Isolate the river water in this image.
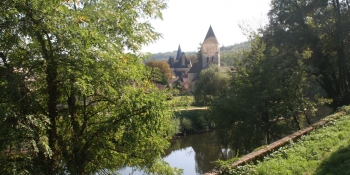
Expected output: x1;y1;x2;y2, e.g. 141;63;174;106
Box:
118;131;235;175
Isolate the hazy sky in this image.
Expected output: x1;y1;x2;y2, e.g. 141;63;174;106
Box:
141;0;272;54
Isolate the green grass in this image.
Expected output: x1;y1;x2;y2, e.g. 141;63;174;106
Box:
218;107;350;175
166;95;194;109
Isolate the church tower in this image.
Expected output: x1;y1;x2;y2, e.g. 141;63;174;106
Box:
201;26;220;68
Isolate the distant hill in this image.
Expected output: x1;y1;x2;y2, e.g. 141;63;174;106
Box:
220;41;250;52
151;51;196;61
220;41;250;66
150;41;251;67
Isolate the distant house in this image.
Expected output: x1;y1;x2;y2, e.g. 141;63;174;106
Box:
168;26;220;92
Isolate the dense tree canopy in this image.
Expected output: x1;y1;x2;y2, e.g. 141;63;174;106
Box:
0;0;181;174
220;41;250;67
194;64;230;105
209;0;350;153
264;0;350;108
211;37;314;151
146;60;172;84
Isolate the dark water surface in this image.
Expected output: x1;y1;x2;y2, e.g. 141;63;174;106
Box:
119;131;235;175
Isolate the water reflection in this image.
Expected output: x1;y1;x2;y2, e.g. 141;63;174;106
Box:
165;131;235;174
164;147;197;174
118;131;235;175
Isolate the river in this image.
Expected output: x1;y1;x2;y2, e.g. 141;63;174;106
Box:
118;131;235;175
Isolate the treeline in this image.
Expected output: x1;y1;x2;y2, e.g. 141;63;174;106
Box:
150;50;196;61
220;41;250;66
150;42;250;67
195;0;350;154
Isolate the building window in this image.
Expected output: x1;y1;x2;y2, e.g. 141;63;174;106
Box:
211;56;214;63
207;57;209;64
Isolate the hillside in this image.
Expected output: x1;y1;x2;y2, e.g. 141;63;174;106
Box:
150;42;250;67
150;50;196;61
214;106;350;175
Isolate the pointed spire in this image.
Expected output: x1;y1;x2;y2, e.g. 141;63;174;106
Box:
203;25;219;44
176;44;182;60
204;25;217;41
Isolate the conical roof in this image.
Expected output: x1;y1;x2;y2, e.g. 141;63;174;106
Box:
203;26;219;44
176;45;182;60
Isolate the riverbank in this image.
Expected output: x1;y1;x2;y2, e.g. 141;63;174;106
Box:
210;106;350;175
173;108;214;135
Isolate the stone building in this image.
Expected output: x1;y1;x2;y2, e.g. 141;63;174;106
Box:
168;26;220;92
201;26;220;67
168;45;192;78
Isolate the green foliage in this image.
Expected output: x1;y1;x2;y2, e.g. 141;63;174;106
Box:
211;36;316;152
194;64;230;105
264;0;350;108
142;159;184;175
220;42;251;67
146;60;172;85
174;110;212;133
217;111;350;175
0;0;181;174
166;95;194;108
151;51;196;61
186;54;199;64
180;118;193;131
196;43;203;65
215;154;240;171
212;0;350;163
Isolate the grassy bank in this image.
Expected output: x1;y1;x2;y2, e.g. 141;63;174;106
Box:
167;95;193;108
217;106;350;175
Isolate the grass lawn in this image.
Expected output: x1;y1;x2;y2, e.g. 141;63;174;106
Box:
218;107;350;175
165;95;194;108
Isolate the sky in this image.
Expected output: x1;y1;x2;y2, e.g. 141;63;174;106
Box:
141;0;272;54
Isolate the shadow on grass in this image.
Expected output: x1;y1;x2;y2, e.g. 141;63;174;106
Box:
314;144;350;175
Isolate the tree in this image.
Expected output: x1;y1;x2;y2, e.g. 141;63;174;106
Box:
196;43;203;65
264;0;350;109
186;54;198;64
0;0;181;174
220;41;250;67
211;36;315;152
194;64;230;105
146;60;172;84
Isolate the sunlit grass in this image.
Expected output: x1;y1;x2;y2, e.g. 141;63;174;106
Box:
165;95;194;109
218;107;350;175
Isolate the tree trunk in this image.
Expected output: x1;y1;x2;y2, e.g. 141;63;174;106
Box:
37;30;59;174
293;115;301;130
334;0;350;106
304;111;312;126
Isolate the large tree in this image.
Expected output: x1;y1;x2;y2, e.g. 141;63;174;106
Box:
146;60;172;84
264;0;350;108
194;64;230;105
0;0;181;174
211;36;315;151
